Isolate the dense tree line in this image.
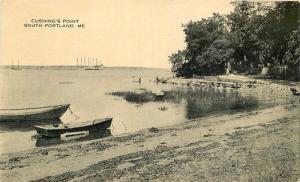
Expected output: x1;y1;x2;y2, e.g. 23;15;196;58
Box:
169;1;300;80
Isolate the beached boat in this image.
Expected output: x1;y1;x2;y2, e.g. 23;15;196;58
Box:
35;117;113;137
35;129;112;147
0;104;70;122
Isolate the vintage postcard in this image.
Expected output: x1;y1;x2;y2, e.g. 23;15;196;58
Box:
0;0;299;181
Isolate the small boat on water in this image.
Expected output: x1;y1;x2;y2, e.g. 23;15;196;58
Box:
0;104;70;122
35;118;113;138
152;91;165;100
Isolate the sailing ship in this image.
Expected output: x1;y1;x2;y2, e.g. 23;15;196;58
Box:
11;60;21;70
76;57;104;70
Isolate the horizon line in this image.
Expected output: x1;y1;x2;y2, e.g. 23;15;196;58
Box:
0;64;170;70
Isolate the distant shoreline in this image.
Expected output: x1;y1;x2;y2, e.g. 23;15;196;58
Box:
0;65;169;70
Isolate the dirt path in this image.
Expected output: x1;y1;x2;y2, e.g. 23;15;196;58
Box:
0;103;299;182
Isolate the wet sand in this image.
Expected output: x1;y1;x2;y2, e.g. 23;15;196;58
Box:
0;76;299;181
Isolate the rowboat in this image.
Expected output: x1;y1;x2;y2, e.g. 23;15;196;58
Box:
35;129;112;147
0;104;70;122
35;117;113;138
152;91;165;100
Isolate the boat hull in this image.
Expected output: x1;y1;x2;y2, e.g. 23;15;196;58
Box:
35;118;113;138
152;91;165;100
0;104;70;122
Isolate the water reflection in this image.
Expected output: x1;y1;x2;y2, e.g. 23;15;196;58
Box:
0;119;62;132
183;88;258;119
110;86;259;119
35;129;111;147
109;91;155;103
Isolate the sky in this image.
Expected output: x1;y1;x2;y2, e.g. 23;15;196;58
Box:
0;0;233;68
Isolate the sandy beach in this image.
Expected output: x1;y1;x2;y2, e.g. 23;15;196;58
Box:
0;76;299;182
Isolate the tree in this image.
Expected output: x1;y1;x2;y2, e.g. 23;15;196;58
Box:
227;1;270;68
262;1;300;65
169;1;300;80
197;35;235;75
181;13;228;76
169;50;187;77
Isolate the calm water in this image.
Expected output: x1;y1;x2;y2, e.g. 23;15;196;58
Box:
0;68;287;154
